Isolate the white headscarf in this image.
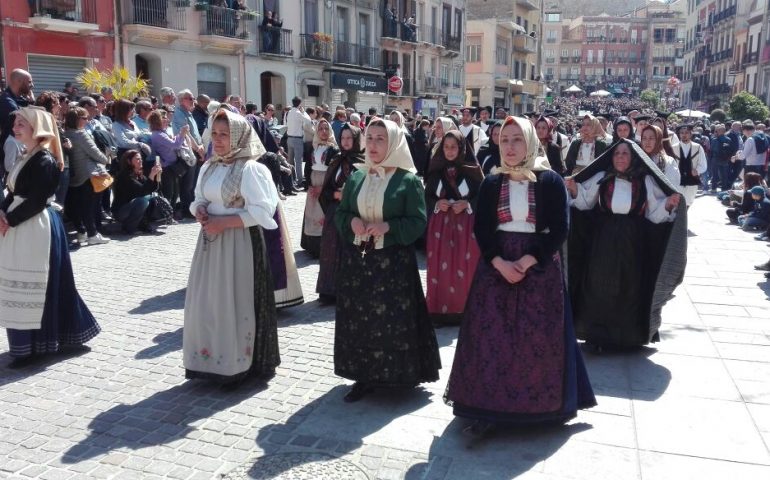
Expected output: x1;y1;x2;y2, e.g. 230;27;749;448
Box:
356;119;416;173
493;116;551;182
389;111;410;134
312;118;338;149
14;106;64;170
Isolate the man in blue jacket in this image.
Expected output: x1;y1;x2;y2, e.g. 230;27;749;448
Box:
0;69;33;176
709;125;734;191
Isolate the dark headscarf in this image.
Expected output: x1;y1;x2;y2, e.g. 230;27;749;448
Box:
612;116;635;143
535;116;554;144
339;123;364;160
574;138;679;196
427;130;483;184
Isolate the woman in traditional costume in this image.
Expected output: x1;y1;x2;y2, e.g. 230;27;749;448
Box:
424;130;483;326
565;114;609;175
445;116;595;435
301;118;339;258
430;117;458;157
640;125;681;190
334;119;441;402
317;123;364;304
183;109;280;386
612;116;635;143
0;107;100;368
535;116;566;175
566;139;686;349
478;122;502;175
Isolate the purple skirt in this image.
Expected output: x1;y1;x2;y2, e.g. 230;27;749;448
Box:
445;231;595;424
262;210;288;292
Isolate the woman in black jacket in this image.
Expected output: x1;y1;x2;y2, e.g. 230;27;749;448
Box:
535;116;566;175
112;150;163;234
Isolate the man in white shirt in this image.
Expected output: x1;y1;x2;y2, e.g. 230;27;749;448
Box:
477;106;492;134
458;107;487;155
675;124;708;206
737;122;767;177
286;96;313;187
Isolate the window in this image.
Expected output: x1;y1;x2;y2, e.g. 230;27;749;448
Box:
496;36;509;65
573;49;580;58
440;64;449;85
547;30;557;43
561;49;569;58
465;43;481;63
359;14;369;46
524;19;528;33
336;7;348;42
545;13;560;22
304;0;318;33
514;61;520;79
454;9;463;37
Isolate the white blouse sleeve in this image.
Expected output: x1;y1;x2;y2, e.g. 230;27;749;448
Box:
239;161;279;230
663;157;681;189
572;171;605;210
189;162;212;215
645;175;676;224
695;145;708;175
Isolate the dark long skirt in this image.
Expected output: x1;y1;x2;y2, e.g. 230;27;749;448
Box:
316;202;340;297
7;208;100;358
262;211;288;292
573;213;658;347
445;231;595;424
334;242;441;386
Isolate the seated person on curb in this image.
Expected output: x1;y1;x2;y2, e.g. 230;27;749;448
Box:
737;186;770;232
112;150;162;234
726;172;765;224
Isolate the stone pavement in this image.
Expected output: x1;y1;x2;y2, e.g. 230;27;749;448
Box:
1;191;770;480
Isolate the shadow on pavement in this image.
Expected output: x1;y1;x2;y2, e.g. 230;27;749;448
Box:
0;347;91;388
404;419;592;479
128;288;186;314
581;345;672;401
134;328;183;359
61;379;270;463
244;384;432;477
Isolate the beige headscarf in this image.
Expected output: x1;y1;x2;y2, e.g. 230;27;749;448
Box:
389;111;410;134
581;114;605;142
201;109;267;208
14;106;64;170
312;118;338;149
207;108;266;164
356;118;416;173
435;117;458;135
493;115;551;182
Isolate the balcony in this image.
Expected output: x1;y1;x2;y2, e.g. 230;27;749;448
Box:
382;19;418;44
122;0;187;42
545;57;556;64
513;34;537;53
418;76;440;93
546;37;557;44
710;4;737;27
443;34;461;52
199;5;254;52
560;56;570;63
257;26;293;57
300;33;332;62
419;24;442;46
334;41;380;69
706;83;731;95
708;48;733;64
28;0;99;35
517;0;539;11
652;56;676;63
744;51;759;66
572;56;581;63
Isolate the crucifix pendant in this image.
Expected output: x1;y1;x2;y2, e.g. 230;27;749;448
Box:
361;249;367;259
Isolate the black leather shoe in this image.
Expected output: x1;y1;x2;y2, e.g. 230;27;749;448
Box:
343;382;373;402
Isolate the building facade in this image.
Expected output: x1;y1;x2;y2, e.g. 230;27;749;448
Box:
465;0;541;115
0;0;115;92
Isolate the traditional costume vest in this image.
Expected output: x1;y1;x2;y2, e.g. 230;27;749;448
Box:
597;176;647;216
678;143;702;186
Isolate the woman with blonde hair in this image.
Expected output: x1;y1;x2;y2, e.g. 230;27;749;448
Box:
0;107;100;368
183;109;280;386
334;118;441;402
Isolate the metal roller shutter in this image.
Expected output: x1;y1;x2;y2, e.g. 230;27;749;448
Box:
27;55;87;94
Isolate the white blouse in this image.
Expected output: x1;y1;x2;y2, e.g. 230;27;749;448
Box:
355;169;396;249
577;142;596;167
190;160;279;230
572;171;675;224
497;180;537;233
312;145;330;172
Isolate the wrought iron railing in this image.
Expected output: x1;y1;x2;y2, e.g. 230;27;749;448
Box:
299;33;332;61
30;0;97;23
334;41;379;69
200;5;253;40
122;0;187;31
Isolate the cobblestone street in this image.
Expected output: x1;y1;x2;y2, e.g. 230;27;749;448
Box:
1;192;770;480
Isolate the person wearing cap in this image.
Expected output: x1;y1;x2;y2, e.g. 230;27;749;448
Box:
737;186;770;231
494;107;507;120
675;124;707;206
459;107;487;156
632;114;652;142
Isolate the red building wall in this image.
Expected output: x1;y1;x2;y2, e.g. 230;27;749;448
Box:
0;0;115;85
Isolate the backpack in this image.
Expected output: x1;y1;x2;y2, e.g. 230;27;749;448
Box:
753;133;768;155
